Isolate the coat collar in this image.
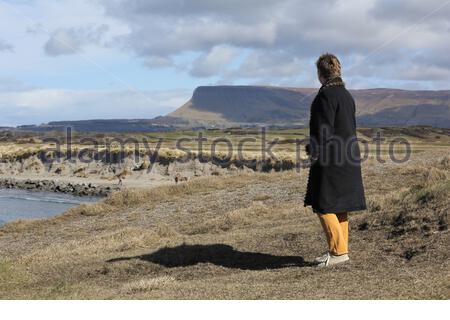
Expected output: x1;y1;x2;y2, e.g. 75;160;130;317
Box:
320;77;345;91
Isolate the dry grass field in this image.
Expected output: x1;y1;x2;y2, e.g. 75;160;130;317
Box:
1;127;449;160
0;127;449;299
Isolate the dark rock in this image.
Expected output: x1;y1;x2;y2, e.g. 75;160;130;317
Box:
0;177;109;197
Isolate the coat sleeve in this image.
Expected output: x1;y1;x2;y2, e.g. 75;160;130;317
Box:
309;92;336;160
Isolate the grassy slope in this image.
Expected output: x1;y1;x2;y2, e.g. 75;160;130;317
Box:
0;148;449;299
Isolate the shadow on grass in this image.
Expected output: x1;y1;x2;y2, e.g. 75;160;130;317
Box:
107;244;313;270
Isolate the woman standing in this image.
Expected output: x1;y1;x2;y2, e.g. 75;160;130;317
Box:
304;53;367;267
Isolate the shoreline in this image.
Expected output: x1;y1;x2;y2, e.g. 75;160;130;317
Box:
0;177;119;197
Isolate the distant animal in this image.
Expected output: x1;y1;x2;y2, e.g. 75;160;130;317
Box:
174;173;188;184
114;169;131;186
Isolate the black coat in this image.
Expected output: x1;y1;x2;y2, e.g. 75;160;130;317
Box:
304;78;367;214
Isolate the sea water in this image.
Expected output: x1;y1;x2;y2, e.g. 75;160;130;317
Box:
0;189;100;225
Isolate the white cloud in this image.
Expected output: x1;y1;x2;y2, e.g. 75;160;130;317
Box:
44;24;109;56
0;77;36;92
99;0;450;85
190;45;238;77
0;39;13;52
229;51;306;79
143;55;173;68
3;0;450;87
0;88;190;126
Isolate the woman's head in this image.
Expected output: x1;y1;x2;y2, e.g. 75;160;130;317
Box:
316;53;342;84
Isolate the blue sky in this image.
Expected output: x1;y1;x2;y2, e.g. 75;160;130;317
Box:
1;0;450;126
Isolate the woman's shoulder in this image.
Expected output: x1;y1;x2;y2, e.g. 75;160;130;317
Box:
320;85;352;100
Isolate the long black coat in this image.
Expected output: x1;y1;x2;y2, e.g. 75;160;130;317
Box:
304;78;367;214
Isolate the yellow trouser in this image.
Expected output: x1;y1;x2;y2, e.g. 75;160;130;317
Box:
318;212;349;255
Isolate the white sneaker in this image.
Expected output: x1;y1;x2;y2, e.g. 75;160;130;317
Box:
314;251;330;263
316;253;349;268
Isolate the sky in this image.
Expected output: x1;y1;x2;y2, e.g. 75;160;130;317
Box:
0;0;450;126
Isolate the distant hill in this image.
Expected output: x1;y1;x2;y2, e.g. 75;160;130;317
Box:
16;118;189;133
168;86;450;128
10;85;450;132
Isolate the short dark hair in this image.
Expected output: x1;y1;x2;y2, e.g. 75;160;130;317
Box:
316;53;341;79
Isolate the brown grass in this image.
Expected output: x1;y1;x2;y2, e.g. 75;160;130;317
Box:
122;276;177;294
0;149;449;299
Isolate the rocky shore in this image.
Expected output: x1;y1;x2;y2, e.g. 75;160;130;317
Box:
0;178;119;197
0;151;310;198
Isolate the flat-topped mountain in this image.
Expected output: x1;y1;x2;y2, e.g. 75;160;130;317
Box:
168;85;450;128
169;86;315;126
9;85;450;132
